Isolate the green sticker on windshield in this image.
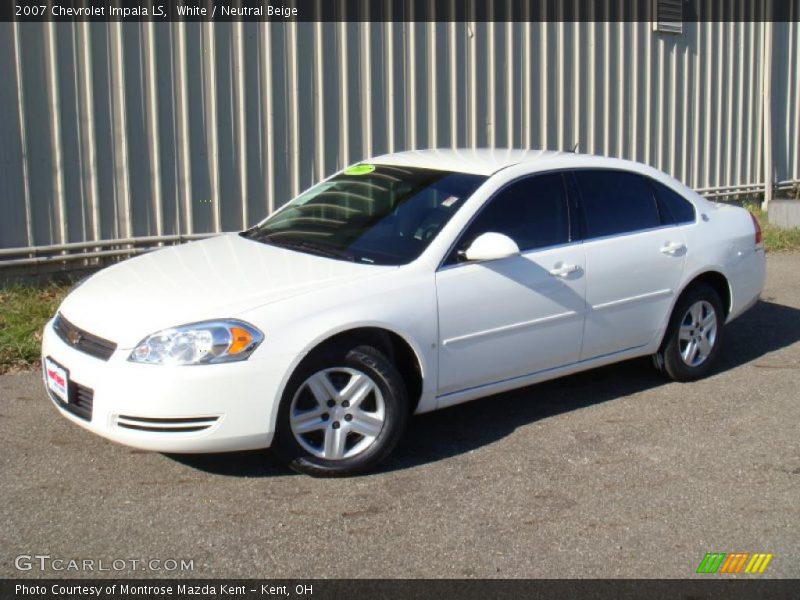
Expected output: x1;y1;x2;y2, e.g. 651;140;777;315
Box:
343;163;375;176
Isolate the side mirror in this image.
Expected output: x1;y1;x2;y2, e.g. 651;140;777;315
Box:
462;232;520;262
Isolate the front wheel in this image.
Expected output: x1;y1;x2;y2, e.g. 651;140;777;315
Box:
272;344;408;477
653;283;725;382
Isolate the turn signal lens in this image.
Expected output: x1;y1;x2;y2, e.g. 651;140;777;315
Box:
228;326;254;355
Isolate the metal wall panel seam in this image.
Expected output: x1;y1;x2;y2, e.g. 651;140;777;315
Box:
724;21;735;187
753;22;765;192
631;21;639;162
655;32;664;170
586;20;594;154
669;33;678;177
143;21;163;237
505;16;513;147
734;18;745;188
714;21;724;187
643;20;651;164
287;21;300;197
45;22;68;245
557;19;565;151
788;15;798;180
173;22;193;234
234;20;248;227
702;21;712;188
795;19;800;180
384;17;395;153
109;22;133;239
428;18;438;149
258;22;274;214
361;19;373;158
540;22;548;150
468;17;477;148
680;35;690;183
602;21;610;156
523;17;531;149
487;18;495;147
690;21;701;189
573;21;582;154
616;22;625;159
339;20;350;164
762;19;774;204
202;22;220;232
313;17;324;179
405;19;416;150
13;22;35;248
448;17;457;148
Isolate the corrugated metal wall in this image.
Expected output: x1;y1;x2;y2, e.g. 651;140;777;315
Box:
1;20;798;254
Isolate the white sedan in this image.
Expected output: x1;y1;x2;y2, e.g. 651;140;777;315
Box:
42;149;765;476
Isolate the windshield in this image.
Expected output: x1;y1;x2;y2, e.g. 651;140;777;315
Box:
242;164;486;265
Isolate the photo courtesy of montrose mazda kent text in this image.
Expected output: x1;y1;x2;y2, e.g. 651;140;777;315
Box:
42;149;766;476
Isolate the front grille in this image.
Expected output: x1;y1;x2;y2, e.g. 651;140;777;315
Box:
53;313;117;361
115;415;219;433
49;380;94;422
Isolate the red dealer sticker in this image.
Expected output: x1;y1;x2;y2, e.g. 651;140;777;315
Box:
44;357;69;404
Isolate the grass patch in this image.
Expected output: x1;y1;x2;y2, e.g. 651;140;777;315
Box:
743;202;800;252
0;283;69;374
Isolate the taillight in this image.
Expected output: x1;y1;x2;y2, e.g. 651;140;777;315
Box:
749;212;763;247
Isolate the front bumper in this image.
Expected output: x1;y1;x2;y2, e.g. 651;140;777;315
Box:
41;319;297;453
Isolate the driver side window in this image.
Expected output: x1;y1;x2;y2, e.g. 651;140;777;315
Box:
449;172;571;263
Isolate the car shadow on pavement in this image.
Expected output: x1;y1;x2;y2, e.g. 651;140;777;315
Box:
169;299;800;477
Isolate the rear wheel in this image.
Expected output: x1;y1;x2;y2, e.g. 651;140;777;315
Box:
273;344;408;477
653;283;725;381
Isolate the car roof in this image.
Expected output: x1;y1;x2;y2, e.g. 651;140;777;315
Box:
367;148;711;210
369;148;655;177
369;148;569;176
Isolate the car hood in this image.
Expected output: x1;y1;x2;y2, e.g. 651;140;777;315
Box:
58;233;388;348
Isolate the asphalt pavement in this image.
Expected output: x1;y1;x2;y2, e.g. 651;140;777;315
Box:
2;253;799;579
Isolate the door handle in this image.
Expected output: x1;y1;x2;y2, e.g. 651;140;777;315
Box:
549;263;580;278
660;242;686;256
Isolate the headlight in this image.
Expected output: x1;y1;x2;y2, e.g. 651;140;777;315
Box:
129;320;263;365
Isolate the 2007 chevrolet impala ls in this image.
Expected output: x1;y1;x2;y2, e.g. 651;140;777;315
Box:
42;149;765;476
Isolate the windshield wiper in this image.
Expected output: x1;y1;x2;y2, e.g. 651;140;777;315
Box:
248;233;355;262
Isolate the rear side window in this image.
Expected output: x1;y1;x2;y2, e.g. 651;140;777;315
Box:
651;179;696;224
457;173;570;254
573;170;660;238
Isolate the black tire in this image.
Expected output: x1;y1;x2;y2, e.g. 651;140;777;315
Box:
272;344;408;477
653;283;725;382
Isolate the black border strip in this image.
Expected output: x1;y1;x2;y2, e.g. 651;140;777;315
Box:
4;0;800;23
3;579;800;600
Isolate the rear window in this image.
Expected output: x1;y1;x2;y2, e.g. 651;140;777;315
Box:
651;179;696;225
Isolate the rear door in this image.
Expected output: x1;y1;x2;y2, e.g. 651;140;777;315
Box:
571;169;689;360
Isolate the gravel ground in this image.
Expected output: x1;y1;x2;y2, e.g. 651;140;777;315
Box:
1;253;798;579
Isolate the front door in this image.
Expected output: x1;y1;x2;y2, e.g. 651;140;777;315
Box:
435;172;587;396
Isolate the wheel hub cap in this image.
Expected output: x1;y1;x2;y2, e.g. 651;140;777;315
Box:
289;367;385;460
678;300;718;367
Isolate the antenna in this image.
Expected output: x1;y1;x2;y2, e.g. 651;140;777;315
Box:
571;142;579;153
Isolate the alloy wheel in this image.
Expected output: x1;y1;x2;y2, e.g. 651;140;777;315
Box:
678;300;718;367
289;367;386;460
